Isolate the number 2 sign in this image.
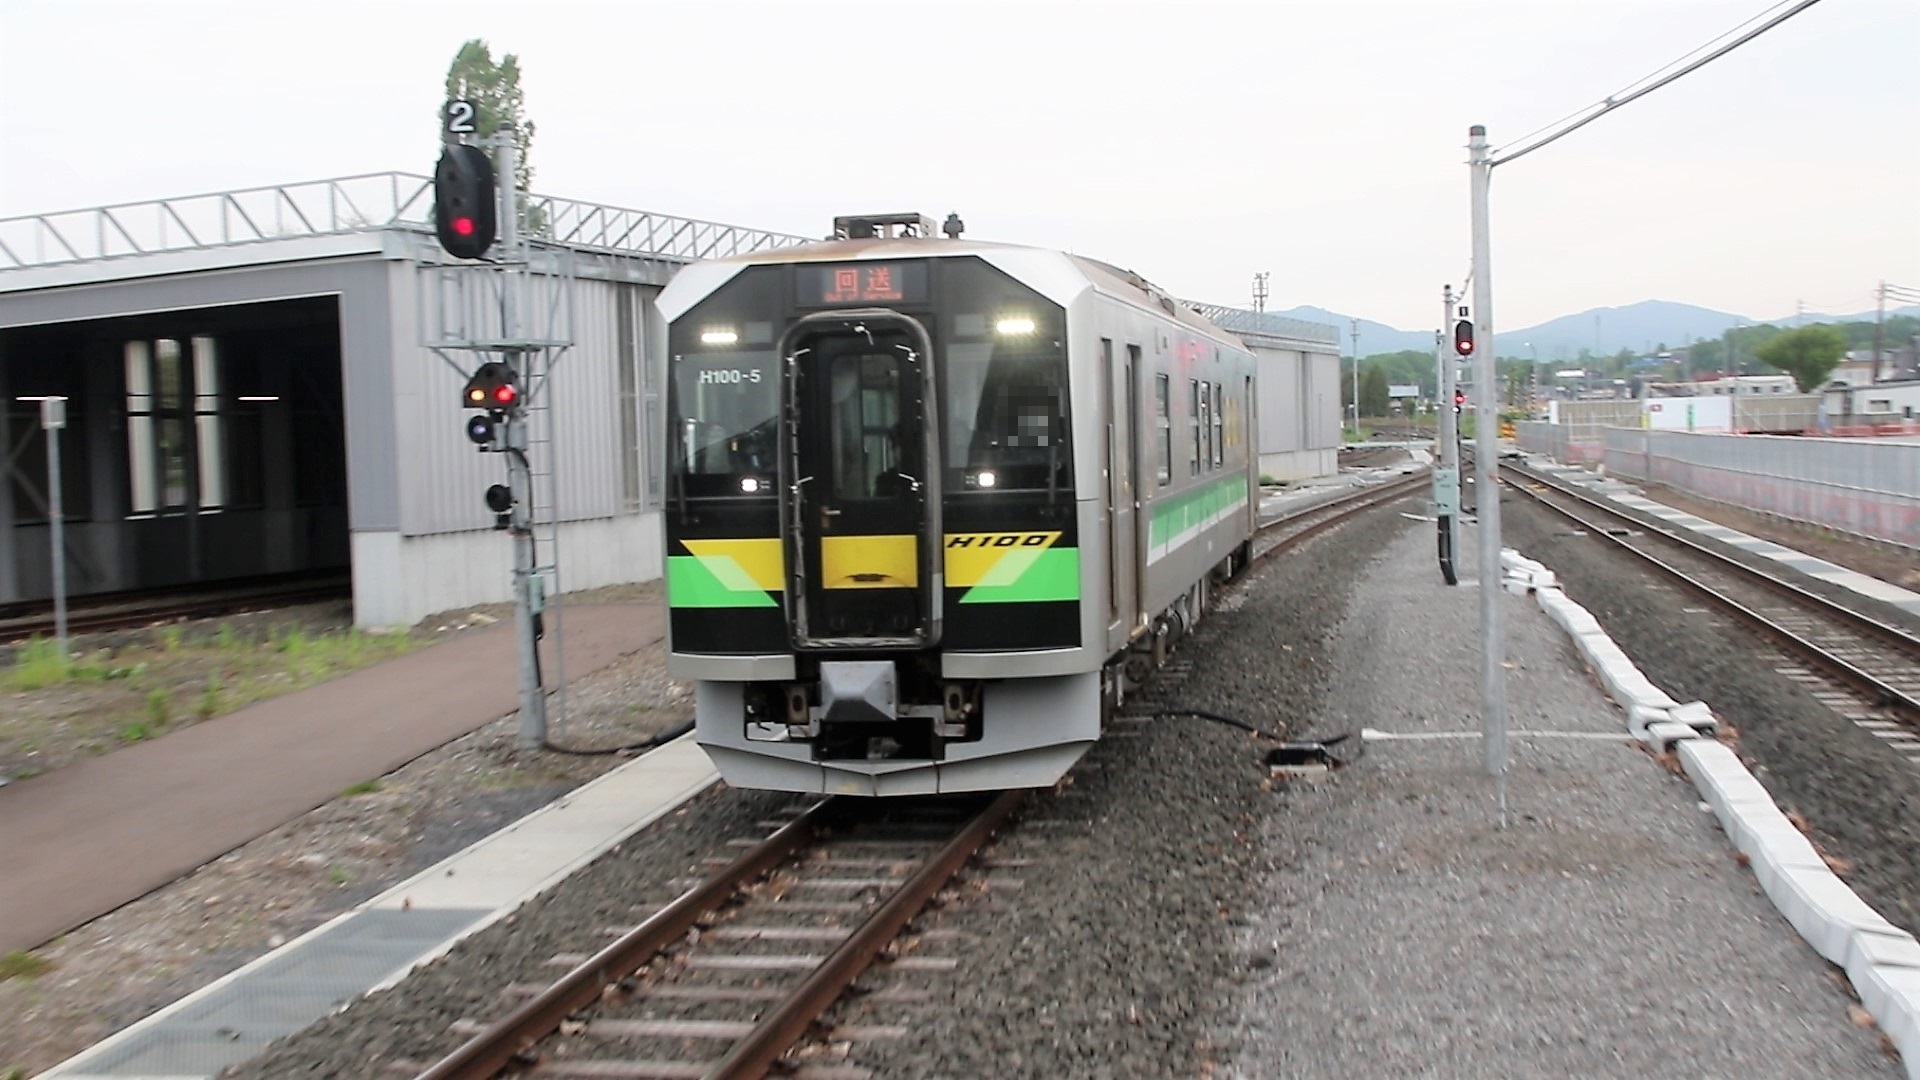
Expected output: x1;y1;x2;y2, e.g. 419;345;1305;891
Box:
444;100;477;135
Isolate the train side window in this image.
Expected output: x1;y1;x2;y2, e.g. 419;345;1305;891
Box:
1154;373;1171;486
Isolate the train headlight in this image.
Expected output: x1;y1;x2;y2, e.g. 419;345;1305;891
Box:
973;469;998;489
701;329;739;345
739;476;762;494
994;317;1035;336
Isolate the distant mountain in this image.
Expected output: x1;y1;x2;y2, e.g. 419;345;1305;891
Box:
1271;305;1435;357
1506;300;1748;359
1275;300;1920;360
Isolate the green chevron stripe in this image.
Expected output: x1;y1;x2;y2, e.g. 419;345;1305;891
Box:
667;554;779;608
959;547;1080;604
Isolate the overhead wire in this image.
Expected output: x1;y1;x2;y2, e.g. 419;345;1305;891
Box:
1493;0;1793;156
1493;0;1828;168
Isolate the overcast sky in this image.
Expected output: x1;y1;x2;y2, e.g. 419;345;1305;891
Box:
2;0;1915;330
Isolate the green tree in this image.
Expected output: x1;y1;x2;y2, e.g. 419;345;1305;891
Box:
1360;365;1390;417
1755;325;1847;392
444;41;535;189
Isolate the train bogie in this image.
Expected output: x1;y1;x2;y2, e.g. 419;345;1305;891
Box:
656;216;1258;795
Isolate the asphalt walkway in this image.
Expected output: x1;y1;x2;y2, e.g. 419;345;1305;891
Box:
0;604;663;957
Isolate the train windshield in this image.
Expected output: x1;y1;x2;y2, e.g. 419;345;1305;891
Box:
938;261;1070;493
667;270;782;498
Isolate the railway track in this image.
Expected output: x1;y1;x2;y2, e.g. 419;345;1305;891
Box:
398;475;1426;1080
0;575;351;644
1253;470;1430;565
1499;459;1920;729
410;792;1024;1080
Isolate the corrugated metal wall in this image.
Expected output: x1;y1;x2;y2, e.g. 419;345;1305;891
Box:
1605;429;1920;550
1256;348;1304;453
1305;352;1341;448
387;263;659;538
1254;348;1342;456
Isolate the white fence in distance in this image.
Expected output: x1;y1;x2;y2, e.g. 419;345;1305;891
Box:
1604;429;1920;551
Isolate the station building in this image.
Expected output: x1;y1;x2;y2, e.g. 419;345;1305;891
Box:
0;174;1340;628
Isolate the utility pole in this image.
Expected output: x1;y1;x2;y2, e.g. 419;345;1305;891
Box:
1350;318;1361;437
1252;271;1269;314
1875;281;1886;384
1469;123;1507;821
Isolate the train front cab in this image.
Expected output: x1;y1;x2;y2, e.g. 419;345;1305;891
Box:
663;252;1100;796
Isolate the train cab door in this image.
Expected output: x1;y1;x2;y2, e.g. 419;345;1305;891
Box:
780;312;942;650
1101;339;1142;646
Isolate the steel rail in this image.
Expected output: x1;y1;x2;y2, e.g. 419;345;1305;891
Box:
0;582;353;643
1502;465;1920;720
703;789;1027;1079
1251;472;1429;568
412;470;1420;1080
1502;460;1920;655
412;800;837;1080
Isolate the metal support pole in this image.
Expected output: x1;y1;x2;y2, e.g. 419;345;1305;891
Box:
1350;318;1361;437
1469;124;1507;821
1436;287;1461;585
43;396;68;659
498;123;547;751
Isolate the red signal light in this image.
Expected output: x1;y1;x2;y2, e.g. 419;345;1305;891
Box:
453;216;475;237
1453;318;1475;357
493;385;516;405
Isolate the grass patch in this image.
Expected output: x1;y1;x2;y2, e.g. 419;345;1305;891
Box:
4;637;72;692
0;950;52;982
2;620;431;779
340;779;384;796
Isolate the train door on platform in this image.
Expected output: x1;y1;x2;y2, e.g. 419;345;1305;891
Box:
781;312;941;650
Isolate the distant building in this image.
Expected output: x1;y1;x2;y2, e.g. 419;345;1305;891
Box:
1822;378;1920;422
1643;374;1795;397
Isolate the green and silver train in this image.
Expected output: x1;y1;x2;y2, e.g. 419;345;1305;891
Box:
656;213;1259;796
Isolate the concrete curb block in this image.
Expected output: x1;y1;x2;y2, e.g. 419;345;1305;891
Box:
1510;546;1920;1077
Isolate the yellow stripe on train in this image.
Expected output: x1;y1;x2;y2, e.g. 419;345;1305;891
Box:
682;531;1064;591
944;531;1061;588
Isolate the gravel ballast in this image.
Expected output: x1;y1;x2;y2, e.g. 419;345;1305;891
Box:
816;503;1416;1079
1215;508;1897;1077
1503;496;1920;936
217;488;1899;1077
218;780;806;1078
220;497;1412;1078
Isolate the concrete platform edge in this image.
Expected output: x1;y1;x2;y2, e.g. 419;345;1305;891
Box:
1502;550;1920;1079
38;731;723;1080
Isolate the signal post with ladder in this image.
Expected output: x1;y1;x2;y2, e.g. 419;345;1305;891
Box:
425;99;575;751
